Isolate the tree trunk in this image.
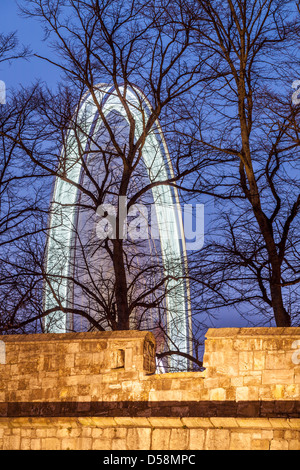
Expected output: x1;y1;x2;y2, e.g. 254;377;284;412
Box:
270;267;291;327
113;238;130;330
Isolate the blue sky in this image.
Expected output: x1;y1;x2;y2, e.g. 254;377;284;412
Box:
0;0;266;330
0;0;59;91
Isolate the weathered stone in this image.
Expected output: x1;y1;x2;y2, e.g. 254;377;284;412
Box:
188;429;205;450
251;439;270;450
289;439;300;450
205;429;230;450
0;328;299;450
169;428;189;450
262;370;295;385
152;429;171;450
270;439;289;450
230;432;252;450
127;428;151;450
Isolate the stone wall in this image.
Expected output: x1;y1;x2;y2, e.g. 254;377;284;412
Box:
0;328;299;450
1;417;299;451
203;328;300;405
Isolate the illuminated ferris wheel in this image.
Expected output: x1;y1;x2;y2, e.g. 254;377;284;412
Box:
44;84;192;369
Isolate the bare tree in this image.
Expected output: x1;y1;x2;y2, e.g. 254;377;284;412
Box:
0;34;48;334
5;0;299;369
175;0;300;327
0;0;220;369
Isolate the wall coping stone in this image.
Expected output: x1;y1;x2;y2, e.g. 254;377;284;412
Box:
0;330;154;343
206;327;300;337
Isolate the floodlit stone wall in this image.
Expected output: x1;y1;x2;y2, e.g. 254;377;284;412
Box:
0;328;299;450
203;328;300;404
0;417;299;451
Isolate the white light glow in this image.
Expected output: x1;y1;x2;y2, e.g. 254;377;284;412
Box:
44;84;192;367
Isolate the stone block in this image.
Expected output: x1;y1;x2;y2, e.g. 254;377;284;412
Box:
41;438;61;450
205;429;230;450
225;386;236;400
231;377;244;387
253;352;265;371
127;428;151;450
289;440;300;450
188;429;205;450
230;432;252;450
152;429;171;450
270;439;289;450
30;438;42;450
92;439;112;450
265;352;291;370
169;428;189;450
6;435;20;450
209;388;226;401
111;439;127;450
269;419;292;429
251;439;270;450
236;419;272;429
287;419;300;429
236;387;249;401
239;352;253;372
181;418;213;428
262;370;294;385
148;418;183;428
210;418;239;428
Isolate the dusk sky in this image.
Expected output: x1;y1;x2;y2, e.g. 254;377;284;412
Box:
0;0;59;91
0;0;271;330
